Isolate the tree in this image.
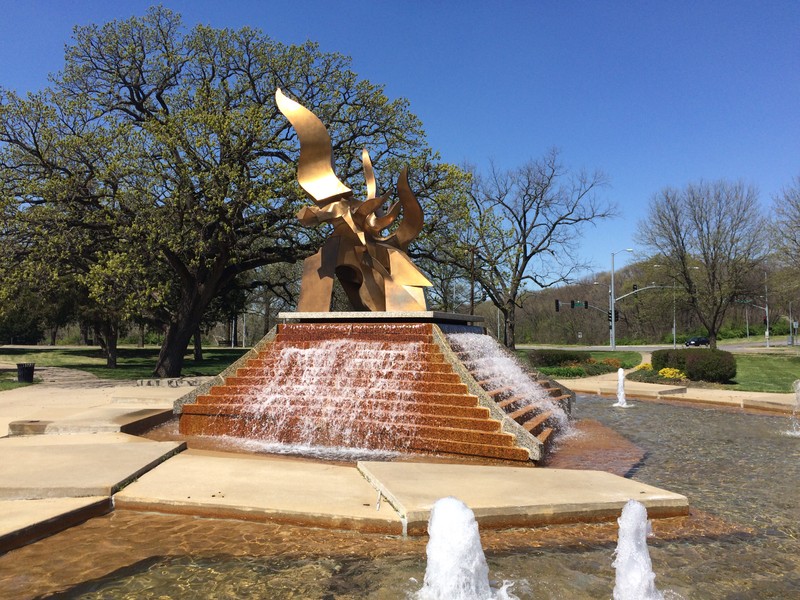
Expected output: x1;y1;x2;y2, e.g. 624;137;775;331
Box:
419;149;614;348
773;175;800;271
638;180;768;348
0;7;459;376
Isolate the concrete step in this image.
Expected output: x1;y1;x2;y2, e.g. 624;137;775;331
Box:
185;396;491;419
537;427;554;446
182;404;502;433
508;402;539;423
195;391;485;410
497;395;523;410
404;436;530;462
253;341;443;356
239;359;455;374
207;379;471;397
522;410;553;433
228;369;462;384
275;333;435;344
180;413;517;450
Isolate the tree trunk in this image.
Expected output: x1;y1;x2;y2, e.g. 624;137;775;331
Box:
193;328;203;361
154;289;215;377
95;320;118;368
49;328;57;346
138;323;145;348
505;301;517;349
155;319;195;377
105;322;118;368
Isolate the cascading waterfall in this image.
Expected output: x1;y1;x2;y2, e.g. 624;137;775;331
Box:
242;339;422;452
446;332;570;431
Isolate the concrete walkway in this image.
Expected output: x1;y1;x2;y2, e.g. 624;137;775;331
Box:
555;355;797;414
10;361;788;552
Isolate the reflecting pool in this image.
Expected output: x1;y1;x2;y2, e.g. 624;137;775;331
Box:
1;395;798;599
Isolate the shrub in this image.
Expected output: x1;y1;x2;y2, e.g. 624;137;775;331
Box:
582;362;618;376
636;363;652;371
627;368;663;384
601;358;622;369
526;349;591;367
652;349;688;372
537;366;586;378
684;349;736;383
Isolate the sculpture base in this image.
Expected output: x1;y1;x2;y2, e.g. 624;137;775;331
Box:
277;311;484;326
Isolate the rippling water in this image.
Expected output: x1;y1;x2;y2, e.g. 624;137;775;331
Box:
4;396;799;599
403;395;800;599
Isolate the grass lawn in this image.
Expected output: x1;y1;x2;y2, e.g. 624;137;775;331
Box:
726;353;800;393
0;346;248;382
587;351;642;368
628;352;800;393
0;367;33;391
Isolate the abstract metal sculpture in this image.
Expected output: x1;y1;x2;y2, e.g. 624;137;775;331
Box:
276;89;432;312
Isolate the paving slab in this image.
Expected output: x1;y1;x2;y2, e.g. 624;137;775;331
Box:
8;406;173;436
358;461;688;536
0;497;111;553
114;449;404;534
0;383;185;437
560;376;796;413
0;433;185;500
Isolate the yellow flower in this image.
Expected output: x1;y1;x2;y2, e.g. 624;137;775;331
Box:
658;367;686;379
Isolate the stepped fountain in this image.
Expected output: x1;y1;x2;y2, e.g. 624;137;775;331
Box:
176;90;571;463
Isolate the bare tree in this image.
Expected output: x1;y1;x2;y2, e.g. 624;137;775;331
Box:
421;148;614;348
773;175;800;270
638;180;768;348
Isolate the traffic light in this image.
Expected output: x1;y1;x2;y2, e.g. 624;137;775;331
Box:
584;299;589;309
570;300;575;309
615;311;620;322
633;284;638;291
607;310;612;322
555;299;560;312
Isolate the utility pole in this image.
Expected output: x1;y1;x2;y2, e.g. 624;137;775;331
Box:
765;272;770;348
610;248;633;350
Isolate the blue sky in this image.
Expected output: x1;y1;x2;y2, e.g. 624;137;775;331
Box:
1;1;798;279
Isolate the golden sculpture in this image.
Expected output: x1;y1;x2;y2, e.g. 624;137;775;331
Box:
276;88;432;312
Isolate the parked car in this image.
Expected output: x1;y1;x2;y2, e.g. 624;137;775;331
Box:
685;336;710;347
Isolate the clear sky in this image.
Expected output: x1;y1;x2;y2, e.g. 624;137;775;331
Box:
1;0;798;278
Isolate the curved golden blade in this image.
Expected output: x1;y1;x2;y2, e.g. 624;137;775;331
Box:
367;201;400;234
355;191;389;227
275;89;351;204
389;167;423;250
362;149;377;200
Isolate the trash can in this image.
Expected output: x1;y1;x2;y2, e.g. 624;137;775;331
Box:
16;363;35;383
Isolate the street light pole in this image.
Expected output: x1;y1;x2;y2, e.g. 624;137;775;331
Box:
764;271;770;348
654;264;677;348
610;248;633;351
672;280;677;349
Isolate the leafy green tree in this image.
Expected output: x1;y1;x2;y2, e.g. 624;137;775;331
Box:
0;7;458;376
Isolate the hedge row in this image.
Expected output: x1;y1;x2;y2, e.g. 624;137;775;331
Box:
525;349;592;367
651;348;736;383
